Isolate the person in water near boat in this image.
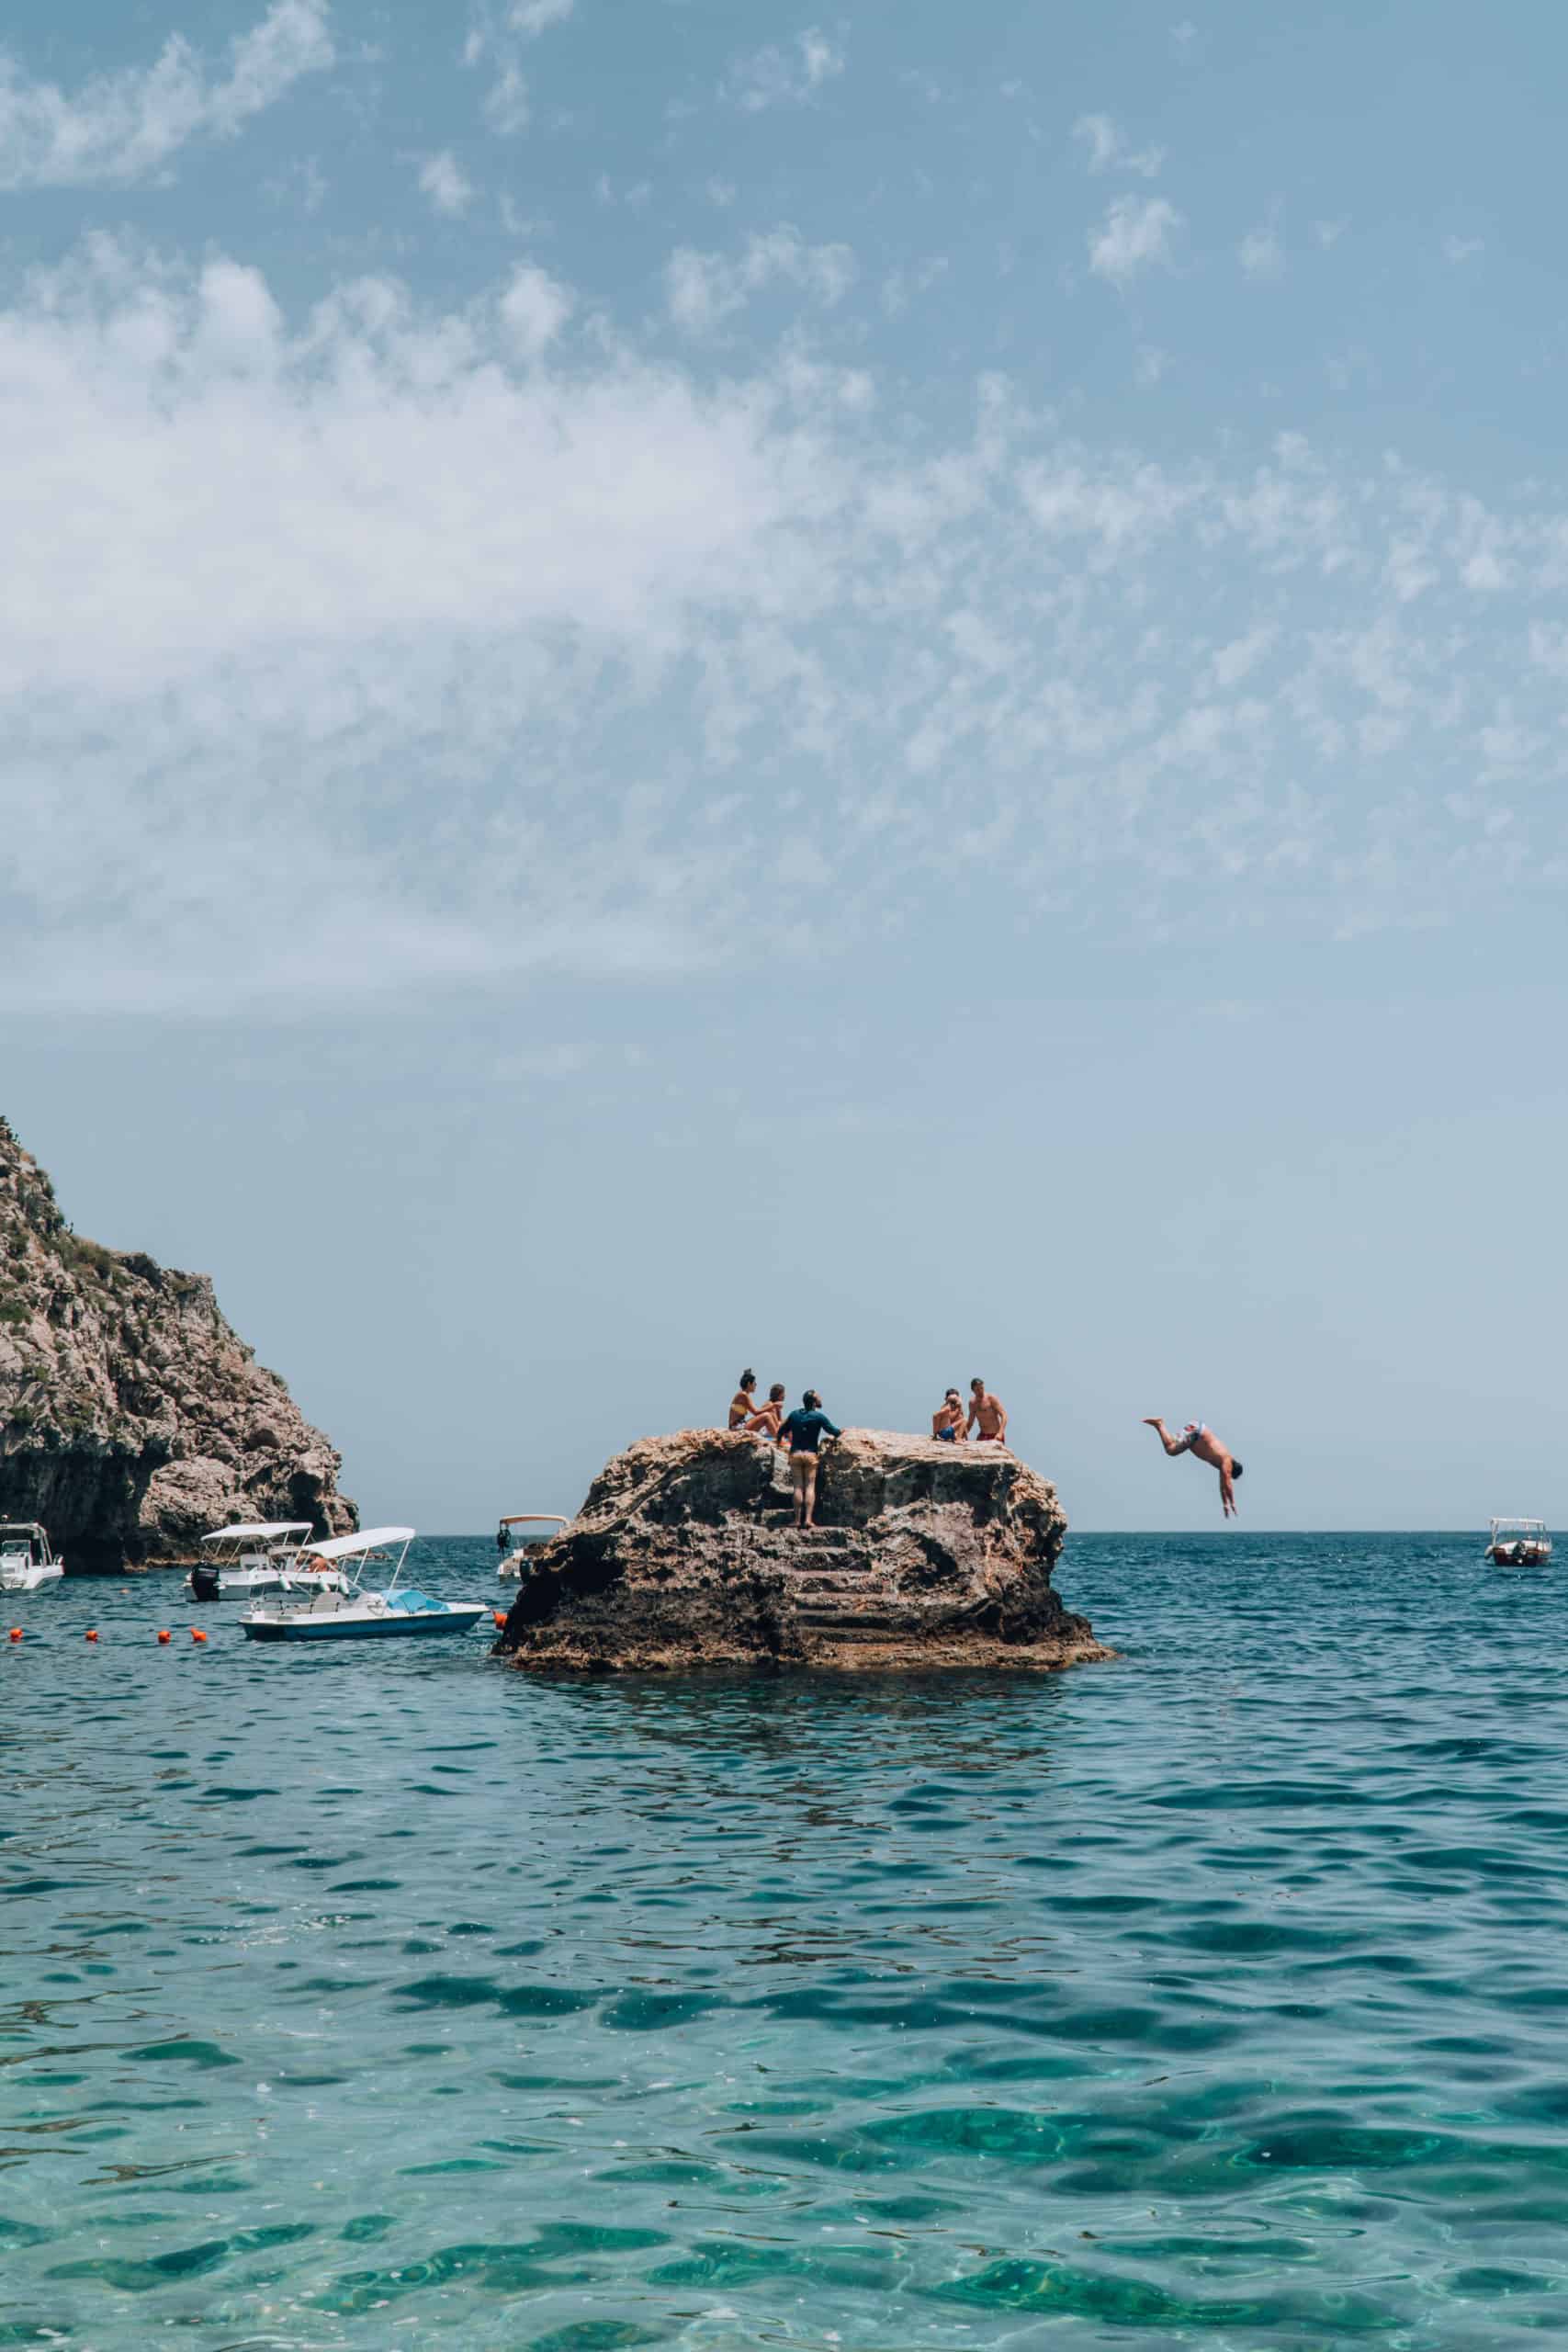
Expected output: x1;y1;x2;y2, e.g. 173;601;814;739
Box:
1143;1418;1244;1518
931;1388;965;1442
728;1371;758;1429
778;1390;842;1529
966;1379;1009;1443
745;1382;788;1438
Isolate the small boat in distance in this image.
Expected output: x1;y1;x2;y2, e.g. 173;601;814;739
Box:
240;1528;489;1643
496;1513;570;1579
186;1521;327;1602
1485;1518;1552;1567
0;1523;63;1593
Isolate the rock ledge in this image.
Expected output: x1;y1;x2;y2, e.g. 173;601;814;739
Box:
497;1425;1109;1673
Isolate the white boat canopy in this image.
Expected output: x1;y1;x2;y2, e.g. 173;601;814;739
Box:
299;1526;416;1564
202;1521;315;1544
499;1514;570;1531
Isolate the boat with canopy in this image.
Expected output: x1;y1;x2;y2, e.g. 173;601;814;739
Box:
496;1513;570;1579
186;1521;325;1602
1485;1518;1551;1567
240;1528;488;1643
0;1524;63;1593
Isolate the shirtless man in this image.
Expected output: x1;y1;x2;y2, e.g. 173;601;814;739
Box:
931;1388;966;1442
1143;1418;1244;1518
965;1379;1008;1444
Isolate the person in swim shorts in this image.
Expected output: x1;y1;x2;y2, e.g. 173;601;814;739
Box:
931;1388;965;1442
778;1390;842;1529
1143;1417;1244;1518
965;1379;1009;1444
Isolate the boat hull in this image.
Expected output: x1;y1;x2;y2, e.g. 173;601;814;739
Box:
0;1566;63;1594
241;1606;487;1643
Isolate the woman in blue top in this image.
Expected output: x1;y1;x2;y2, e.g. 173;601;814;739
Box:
778;1390;841;1529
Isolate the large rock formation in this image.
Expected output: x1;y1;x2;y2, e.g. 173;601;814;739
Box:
0;1115;355;1570
497;1425;1107;1672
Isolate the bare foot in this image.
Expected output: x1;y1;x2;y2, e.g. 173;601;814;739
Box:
1142;1417;1163;1428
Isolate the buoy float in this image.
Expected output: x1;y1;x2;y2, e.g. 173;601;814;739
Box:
190;1628;208;1644
493;1610;506;1627
7;1627;21;1643
156;1629;171;1645
85;1629;99;1642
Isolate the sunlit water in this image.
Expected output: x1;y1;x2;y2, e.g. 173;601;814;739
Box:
4;1532;1567;2348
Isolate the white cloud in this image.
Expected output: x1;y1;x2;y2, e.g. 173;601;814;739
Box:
509;0;575;30
1238;221;1284;279
666;229;856;334
501;260;573;355
1073;114;1164;176
418;150;475;216
1089;195;1183;283
0;0;333;189
483;61;530;132
723;28;844;112
4;240;1567;1016
1443;235;1484;264
1314;217;1349;248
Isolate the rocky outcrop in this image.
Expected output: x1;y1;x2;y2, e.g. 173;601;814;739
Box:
497;1425;1108;1672
0;1115;355;1570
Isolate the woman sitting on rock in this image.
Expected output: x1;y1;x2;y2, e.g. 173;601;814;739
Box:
728;1370;758;1429
744;1382;787;1438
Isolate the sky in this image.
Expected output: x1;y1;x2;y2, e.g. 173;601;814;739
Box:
2;0;1565;1533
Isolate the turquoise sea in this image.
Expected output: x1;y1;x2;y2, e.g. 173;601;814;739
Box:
4;1532;1566;2348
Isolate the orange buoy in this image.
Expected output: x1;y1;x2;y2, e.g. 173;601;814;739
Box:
157;1629;171;1644
493;1610;506;1627
85;1629;99;1642
190;1628;208;1644
7;1627;21;1643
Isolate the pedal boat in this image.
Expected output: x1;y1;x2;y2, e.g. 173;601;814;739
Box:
240;1527;488;1642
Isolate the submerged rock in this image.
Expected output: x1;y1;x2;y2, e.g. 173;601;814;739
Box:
0;1115;355;1570
496;1425;1108;1673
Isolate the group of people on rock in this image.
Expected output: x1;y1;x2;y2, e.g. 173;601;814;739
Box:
723;1374;1245;1522
724;1371;1010;1530
727;1373;842;1528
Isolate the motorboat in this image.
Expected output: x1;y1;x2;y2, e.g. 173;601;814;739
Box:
496;1512;570;1579
240;1527;488;1643
0;1523;63;1593
186;1521;333;1602
1485;1517;1551;1567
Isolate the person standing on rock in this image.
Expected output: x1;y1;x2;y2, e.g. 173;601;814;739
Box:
1143;1418;1243;1517
778;1389;842;1530
966;1379;1009;1444
728;1371;758;1430
931;1389;966;1442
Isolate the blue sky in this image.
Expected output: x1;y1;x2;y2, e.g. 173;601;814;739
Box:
2;0;1564;1532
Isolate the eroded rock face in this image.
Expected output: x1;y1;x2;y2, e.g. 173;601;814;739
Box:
497;1425;1108;1673
0;1116;355;1569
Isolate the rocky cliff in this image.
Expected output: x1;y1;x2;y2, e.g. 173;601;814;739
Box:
0;1116;355;1570
497;1425;1108;1672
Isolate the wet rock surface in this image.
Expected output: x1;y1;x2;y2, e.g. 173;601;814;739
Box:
497;1425;1108;1672
0;1116;355;1570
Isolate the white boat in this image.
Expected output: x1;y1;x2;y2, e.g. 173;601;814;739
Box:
186;1521;335;1602
240;1527;488;1644
1485;1517;1551;1567
496;1512;570;1579
0;1523;63;1593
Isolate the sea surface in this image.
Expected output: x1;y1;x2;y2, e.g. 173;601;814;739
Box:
3;1532;1567;2349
